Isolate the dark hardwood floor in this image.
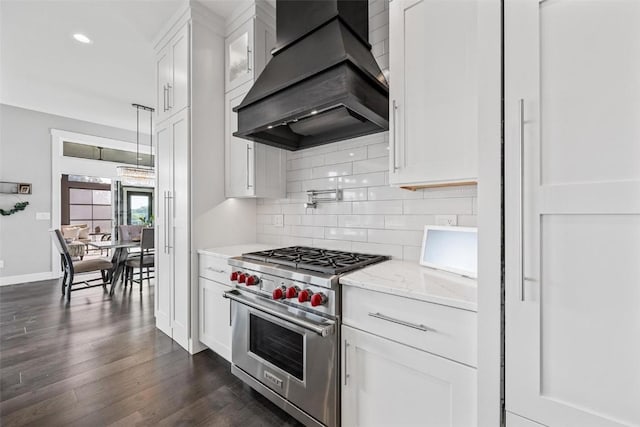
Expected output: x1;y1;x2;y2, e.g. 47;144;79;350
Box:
0;278;302;427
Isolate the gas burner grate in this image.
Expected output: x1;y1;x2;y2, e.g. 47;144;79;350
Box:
243;246;389;275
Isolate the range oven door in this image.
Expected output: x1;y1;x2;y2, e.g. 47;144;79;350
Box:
226;290;338;427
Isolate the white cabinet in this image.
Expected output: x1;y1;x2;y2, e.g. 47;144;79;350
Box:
199;277;231;361
153;4;226;354
155;109;190;349
156;24;189;124
505;1;640;427
388;0;478;188
341;284;477;426
225;82;285;198
225;16;275;93
342;325;476;427
198;253;232;361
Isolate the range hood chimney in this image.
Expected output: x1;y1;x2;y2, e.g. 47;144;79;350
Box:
233;0;389;151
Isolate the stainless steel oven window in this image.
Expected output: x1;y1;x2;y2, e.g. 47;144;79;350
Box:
249;313;304;380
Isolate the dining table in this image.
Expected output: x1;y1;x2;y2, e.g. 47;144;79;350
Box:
87;239;139;295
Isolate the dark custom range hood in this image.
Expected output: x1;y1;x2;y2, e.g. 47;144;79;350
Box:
233;0;389;151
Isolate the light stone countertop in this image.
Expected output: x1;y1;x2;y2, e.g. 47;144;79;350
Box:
197;244;280;260
339;260;478;311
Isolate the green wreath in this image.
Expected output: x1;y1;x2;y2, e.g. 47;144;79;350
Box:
0;201;29;216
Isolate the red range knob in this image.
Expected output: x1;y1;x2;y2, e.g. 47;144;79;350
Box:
272;287;284;300
230;272;238;281
238;273;246;283
246;275;259;286
310;293;327;307
285;286;300;299
298;289;312;303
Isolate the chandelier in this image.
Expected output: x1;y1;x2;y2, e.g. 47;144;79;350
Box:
116;103;155;185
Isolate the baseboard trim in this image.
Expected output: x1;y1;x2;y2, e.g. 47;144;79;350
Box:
0;271;59;286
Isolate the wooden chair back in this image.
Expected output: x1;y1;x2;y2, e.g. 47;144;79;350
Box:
51;229;74;275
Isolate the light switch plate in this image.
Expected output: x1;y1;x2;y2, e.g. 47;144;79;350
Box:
273;214;284;227
0;260;4;269
435;215;457;226
36;212;51;221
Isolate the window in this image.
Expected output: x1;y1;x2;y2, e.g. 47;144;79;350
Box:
68;188;113;232
127;192;153;225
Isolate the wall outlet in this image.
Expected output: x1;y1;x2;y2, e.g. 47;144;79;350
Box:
273;214;284;227
435;215;457;226
36;212;51;221
0;260;4;269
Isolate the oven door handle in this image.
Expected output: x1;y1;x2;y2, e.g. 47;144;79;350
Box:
224;290;336;337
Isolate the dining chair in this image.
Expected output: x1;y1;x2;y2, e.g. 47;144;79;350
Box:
124;227;155;292
51;229;114;302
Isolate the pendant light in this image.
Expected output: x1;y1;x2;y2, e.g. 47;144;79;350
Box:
116;103;155;185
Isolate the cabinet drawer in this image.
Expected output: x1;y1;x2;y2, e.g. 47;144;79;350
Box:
342;286;477;367
198;254;231;284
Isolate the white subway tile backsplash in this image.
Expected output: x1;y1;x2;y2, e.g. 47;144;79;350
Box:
340;172;386;189
255;0;476;262
257;204;282;215
352;157;387;174
286;181;302;193
351;241;403;259
282;236;313;247
384;215;436;230
422;184;478;199
368;229;423;246
312;163;353;179
339;215;385;229
313;202;352;215
341;188;369;201
368;185;423;201
324;147;367;164
370;24;388;45
311;215;339;227
312;239;353;251
353;200;403;215
403;198;474;215
325;227;368;242
289;168;313;181
458;215;478;227
367;142;390;159
289;155;324;170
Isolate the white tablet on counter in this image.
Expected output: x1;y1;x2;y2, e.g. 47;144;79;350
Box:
420;225;478;278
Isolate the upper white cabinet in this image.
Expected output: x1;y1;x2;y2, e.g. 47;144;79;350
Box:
225;82;285;198
225;14;276;93
388;0;478;188
156;24;189;123
224;3;285;199
505;1;640;426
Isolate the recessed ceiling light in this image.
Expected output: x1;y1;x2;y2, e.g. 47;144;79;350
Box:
310;110;318;115
73;33;92;44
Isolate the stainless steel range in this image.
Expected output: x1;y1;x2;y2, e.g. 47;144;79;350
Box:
224;246;388;427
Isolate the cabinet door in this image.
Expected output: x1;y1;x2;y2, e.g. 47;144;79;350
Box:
225;19;254;91
170;109;190;350
342;325;476;427
155;119;173;337
505;1;640;427
169;24;189;115
156;44;172;123
225;82;254;198
389;0;478;187
199;277;231;361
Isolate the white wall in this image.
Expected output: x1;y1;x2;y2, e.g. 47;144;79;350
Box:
0;104;137;280
255;0;477;259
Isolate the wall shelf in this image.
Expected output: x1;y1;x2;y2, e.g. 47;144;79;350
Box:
0;181;32;195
